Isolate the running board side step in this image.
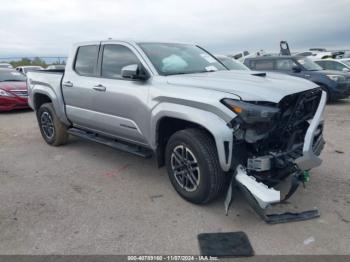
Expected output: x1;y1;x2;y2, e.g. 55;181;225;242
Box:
68;128;153;158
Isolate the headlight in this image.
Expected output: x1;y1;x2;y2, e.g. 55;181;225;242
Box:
327;75;346;82
221;99;280;124
0;88;14;97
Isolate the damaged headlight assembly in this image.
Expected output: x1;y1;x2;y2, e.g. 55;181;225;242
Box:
221;99;280;125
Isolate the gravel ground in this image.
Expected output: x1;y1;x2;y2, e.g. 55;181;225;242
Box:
0;100;349;255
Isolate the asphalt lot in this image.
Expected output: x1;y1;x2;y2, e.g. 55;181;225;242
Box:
0;100;350;255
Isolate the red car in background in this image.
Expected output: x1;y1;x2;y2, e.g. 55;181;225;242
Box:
0;68;29;112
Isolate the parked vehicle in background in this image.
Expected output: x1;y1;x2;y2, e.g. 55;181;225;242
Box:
231;50;267;62
215;55;249;70
26;40;326;223
0;63;13;69
244;56;350;101
16;66;43;75
314;59;350;72
296;50;345;59
231;51;250;61
340;58;350;67
46;64;66;70
0;68;29;111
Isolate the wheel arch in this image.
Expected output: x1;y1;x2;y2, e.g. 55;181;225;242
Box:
31;89;70;125
33;92;52;110
151;103;234;172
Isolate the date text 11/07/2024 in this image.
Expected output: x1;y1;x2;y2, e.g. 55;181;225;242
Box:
127;255;219;261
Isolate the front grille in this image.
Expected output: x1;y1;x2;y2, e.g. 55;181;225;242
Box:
246;88;324;184
11;90;28;97
247;88;322;162
274;88;322;151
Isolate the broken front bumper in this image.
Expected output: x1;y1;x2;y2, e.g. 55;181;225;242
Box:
229;165;320;224
226;91;327;223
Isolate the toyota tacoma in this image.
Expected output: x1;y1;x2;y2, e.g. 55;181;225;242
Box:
27;40;327;223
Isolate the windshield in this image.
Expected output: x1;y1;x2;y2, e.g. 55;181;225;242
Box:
296;57;323;71
0;70;26;81
138;43;227;76
217;56;249;70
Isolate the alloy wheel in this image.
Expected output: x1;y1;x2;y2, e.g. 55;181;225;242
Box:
170;145;201;192
40;111;55;139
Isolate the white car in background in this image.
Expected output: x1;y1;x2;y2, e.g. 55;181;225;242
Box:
0;63;13;69
46;64;65;70
230;50;267;62
16;66;44;75
314;59;350;72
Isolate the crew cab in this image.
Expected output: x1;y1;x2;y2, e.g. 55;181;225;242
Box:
244;56;350;101
27;40;327;222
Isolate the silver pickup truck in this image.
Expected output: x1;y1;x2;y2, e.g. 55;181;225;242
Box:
27;40;327;223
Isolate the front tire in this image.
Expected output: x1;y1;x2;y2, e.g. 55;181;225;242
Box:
165;128;225;204
37;103;68;146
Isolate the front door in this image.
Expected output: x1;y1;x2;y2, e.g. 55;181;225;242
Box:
91;43;151;145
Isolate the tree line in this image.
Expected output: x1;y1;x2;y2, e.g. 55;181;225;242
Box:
1;57;66;68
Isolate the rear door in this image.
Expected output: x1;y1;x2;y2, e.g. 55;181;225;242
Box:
275;58;298;74
90;42;151;145
62;42;102;130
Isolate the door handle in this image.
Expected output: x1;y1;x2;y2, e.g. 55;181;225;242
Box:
63;81;73;87
93;84;106;92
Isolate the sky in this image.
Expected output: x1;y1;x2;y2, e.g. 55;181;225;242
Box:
0;0;349;58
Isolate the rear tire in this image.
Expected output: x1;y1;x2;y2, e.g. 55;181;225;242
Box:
37;103;68;146
165;128;226;204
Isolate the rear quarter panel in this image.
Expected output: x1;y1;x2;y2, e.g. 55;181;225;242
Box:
27;71;70;125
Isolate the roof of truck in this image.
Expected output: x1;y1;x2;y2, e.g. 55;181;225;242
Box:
74;39;195;46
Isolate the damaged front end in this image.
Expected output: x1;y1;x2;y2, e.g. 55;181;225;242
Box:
223;88;327;223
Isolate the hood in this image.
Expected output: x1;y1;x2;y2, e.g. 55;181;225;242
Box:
166;70;318;103
0;81;27;92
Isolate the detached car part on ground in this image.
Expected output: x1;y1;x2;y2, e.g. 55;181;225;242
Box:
27;40;326;223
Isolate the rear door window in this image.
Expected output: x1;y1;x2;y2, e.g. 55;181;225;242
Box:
74;45;99;76
253;60;274;70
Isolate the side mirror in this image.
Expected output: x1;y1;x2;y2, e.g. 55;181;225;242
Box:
121;64;149;80
342;68;349;72
292;65;302;73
